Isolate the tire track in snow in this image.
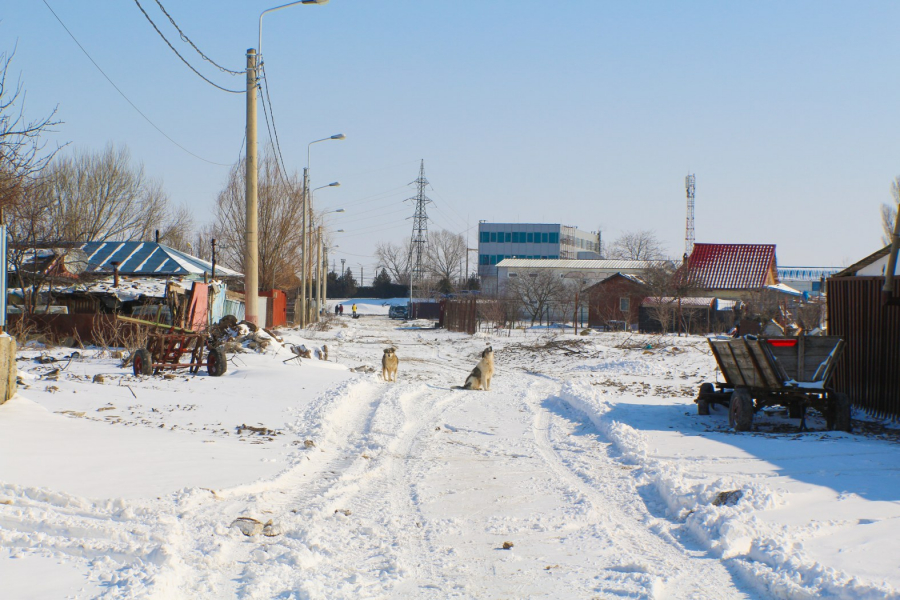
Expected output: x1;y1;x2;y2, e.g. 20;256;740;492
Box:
527;378;755;599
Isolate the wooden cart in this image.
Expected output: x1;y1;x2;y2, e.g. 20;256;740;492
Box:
119;316;227;377
698;336;850;432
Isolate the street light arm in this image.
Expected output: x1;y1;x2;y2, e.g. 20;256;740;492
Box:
259;0;329;58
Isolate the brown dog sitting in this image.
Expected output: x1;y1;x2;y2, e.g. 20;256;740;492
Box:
382;347;398;382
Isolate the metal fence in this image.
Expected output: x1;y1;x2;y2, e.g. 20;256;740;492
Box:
440;297;478;334
827;276;900;420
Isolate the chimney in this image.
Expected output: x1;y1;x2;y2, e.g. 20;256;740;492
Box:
111;261;120;287
155;229;160;243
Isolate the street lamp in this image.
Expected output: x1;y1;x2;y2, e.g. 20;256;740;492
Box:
246;0;329;326
301;138;345;327
314;206;344;320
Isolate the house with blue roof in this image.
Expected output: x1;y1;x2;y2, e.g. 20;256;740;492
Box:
80;242;241;278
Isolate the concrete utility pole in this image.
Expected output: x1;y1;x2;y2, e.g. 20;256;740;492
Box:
300;167;309;326
316;226;323;318
244;48;259;325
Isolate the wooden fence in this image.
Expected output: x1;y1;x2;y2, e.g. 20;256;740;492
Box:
827;276;900;420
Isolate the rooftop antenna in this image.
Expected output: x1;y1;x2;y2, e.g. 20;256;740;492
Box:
407;160;431;316
685;173;696;257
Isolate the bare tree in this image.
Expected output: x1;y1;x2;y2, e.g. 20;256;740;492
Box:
507;269;565;326
375;239;410;285
35;144;183;244
214;148;303;290
609;230;666;261
641;264;677;334
0;45;62;220
427;229;466;285
882;176;900;246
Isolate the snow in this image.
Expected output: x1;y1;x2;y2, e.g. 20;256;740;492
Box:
1;305;899;598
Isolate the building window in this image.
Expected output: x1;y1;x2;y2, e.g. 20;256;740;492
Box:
526;232;534;243
508;272;518;278
504;232;511;243
480;231;489;243
549;232;559;244
489;232;496;243
620;297;630;313
541;232;548;243
479;254;488;265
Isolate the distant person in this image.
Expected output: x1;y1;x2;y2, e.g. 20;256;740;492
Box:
339;304;344;316
352;303;358;317
335;304;340;316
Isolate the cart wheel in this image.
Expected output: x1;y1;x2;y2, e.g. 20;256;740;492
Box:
207;347;227;377
829;392;852;433
133;348;153;376
697;382;714;415
728;388;754;431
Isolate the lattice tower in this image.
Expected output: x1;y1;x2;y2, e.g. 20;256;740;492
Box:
685;173;696;257
407;160;431;301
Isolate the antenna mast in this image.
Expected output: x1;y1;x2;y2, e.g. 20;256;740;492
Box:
407;160;431;312
684;173;696;257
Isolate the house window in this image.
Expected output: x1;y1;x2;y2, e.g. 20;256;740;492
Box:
620;297;630;313
508;272;518;278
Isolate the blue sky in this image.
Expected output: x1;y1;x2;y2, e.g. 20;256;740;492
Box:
6;1;899;278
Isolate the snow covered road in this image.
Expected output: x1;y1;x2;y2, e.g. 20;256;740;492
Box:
1;309;898;598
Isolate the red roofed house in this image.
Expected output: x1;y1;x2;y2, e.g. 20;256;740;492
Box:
683;243;778;300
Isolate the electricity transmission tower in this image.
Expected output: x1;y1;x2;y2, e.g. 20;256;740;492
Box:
684;173;696;257
407;160;431;312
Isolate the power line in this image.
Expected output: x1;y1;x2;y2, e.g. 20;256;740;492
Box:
41;0;233;166
152;0;243;75
258;62;293;188
132;0;244;94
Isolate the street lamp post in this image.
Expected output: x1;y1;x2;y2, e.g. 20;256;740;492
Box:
300;134;345;327
307;186;341;323
247;0;329;326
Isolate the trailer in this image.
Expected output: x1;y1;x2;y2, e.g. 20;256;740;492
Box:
697;336;850;432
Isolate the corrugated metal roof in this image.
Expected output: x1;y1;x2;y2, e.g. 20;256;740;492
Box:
80;242;241;277
686;243;776;290
778;266;842;281
496;258;666;270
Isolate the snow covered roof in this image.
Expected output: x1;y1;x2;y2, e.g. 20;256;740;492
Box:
766;283;803;297
10;275;194;302
642;296;715;308
685;243;777;290
831;245;892;277
497;258;666;271
80;242;241;277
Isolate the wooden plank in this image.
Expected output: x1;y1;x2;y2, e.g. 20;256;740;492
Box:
798;335;805;382
720;344;747;386
748;341;783;388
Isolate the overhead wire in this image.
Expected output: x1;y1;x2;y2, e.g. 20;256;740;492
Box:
258;62;294;189
132;0;245;94
41;0;234;166
152;0;244;75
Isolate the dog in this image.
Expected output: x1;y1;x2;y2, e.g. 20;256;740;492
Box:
382;347;399;382
458;346;494;391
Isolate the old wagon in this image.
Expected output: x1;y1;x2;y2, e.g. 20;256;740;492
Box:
697;336;850;432
119;316;227;377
